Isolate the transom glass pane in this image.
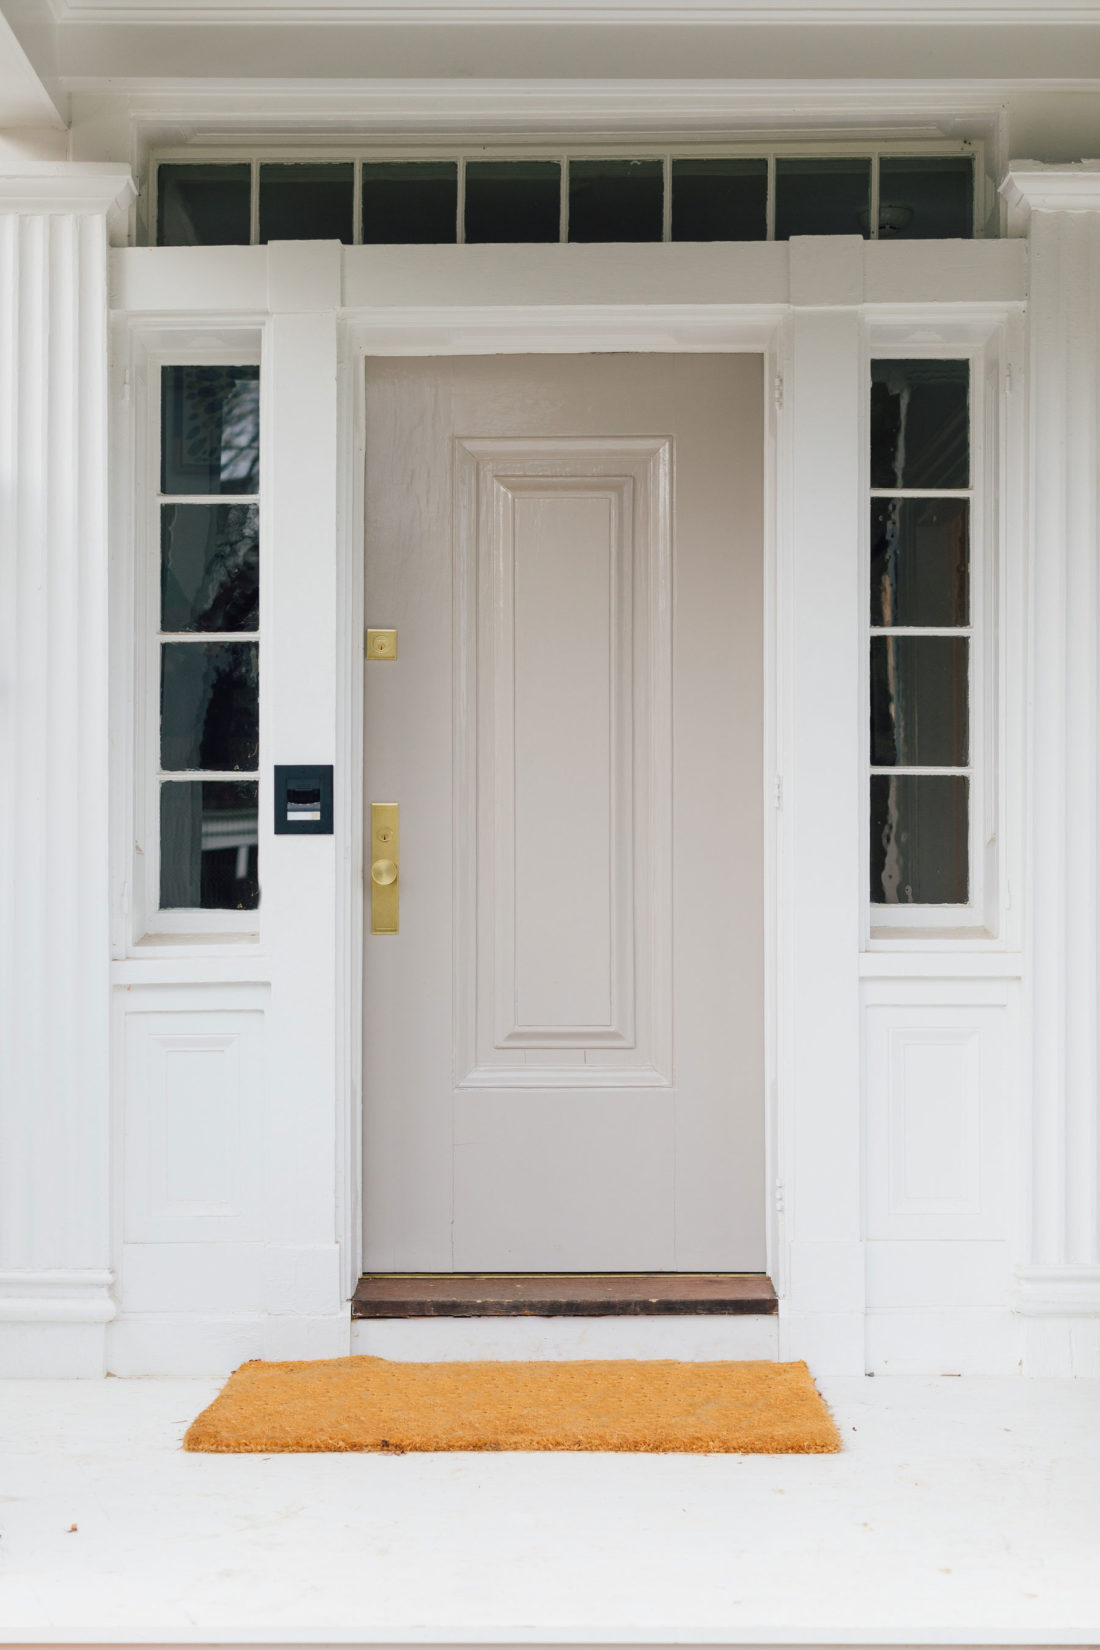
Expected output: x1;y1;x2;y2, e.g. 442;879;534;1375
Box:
774;156;871;240
870;636;969;768
259;162;354;244
361;162;458;244
568;159;663;243
465;160;560;243
160;641;260;772
157;164;251;247
870;775;968;905
877;156;974;240
871;358;970;490
870;498;969;628
161;366;260;496
161;503;259;633
160;780;259;910
671;158;768;241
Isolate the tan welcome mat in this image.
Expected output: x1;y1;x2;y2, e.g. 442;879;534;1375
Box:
183;1355;840;1454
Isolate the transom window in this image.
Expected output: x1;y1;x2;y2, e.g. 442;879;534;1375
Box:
153;145;978;247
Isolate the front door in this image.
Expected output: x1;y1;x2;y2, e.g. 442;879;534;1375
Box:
363;354;765;1272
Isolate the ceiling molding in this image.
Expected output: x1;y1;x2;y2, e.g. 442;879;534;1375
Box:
1002;159;1100;211
46;0;1100;23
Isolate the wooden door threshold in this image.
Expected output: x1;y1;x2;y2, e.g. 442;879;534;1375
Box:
352;1273;777;1318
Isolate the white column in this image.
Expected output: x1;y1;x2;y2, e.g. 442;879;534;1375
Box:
778;239;867;1373
1003;163;1100;1374
0;164;133;1376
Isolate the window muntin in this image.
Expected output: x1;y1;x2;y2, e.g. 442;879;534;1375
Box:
869;356;974;911
156;364;261;913
153;145;978;247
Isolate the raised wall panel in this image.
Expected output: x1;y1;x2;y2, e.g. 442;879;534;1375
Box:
864;995;1015;1242
454;438;671;1088
124;1010;265;1243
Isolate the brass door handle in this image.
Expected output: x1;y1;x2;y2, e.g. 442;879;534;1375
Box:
370;804;399;933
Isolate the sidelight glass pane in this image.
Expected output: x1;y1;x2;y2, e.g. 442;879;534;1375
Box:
870;498;969;628
160;641;259;772
160;780;259;910
161;503;259;633
361;161;458;243
878;156;974;240
870;774;968;904
161;366;260;496
157;164;251;247
774;156;870;240
465;160;560;243
871;636;969;768
568;159;663;243
259;162;354;244
871;358;970;490
671;158;768;241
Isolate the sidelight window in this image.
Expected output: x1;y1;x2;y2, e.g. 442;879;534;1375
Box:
156;364;261;912
869;358;973;911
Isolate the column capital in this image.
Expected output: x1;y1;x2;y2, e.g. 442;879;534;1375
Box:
1001;159;1100;216
0;161;134;218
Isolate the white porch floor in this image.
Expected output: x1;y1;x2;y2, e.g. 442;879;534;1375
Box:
1;1374;1098;1647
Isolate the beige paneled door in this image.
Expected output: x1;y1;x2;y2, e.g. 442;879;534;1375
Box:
363;354;764;1272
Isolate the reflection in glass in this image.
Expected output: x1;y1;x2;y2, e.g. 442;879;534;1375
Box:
160;641;259;772
161;366;260;496
259;162;354;244
870;498;969;628
157;164;252;247
871;636;969;768
877;157;974;240
870;358;970;490
362;162;458;243
161;504;259;633
568;159;663;243
671;158;768;241
465;160;560;243
870;774;968;904
774;157;871;240
160;780;259;910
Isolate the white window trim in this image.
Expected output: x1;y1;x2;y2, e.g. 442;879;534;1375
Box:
145;136;989;249
863;313;1024;948
126;329;265;946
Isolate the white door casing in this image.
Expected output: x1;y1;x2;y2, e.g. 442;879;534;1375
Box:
363;353;766;1273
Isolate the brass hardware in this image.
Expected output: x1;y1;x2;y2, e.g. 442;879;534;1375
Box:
366;628;397;661
370;803;399;932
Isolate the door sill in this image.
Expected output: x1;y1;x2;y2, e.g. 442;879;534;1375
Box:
352;1273;777;1318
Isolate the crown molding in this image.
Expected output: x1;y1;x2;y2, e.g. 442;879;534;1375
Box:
1002;159;1100;212
0;161;134;214
45;0;1100;22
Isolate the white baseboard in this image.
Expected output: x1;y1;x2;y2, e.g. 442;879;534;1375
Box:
351;1314;780;1361
0;1270;115;1377
778;1308;866;1374
865;1307;1022;1374
108;1312;351;1376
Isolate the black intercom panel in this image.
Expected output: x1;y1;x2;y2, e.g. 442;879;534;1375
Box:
273;765;334;836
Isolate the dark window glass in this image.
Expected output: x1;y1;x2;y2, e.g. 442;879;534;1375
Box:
870;359;970;490
157;164;252;247
569;159;663;243
774;156;871;240
465;160;560;244
671;158;768;242
362;162;457;244
259;162;354;244
877;157;974;240
870;636;969;768
870;498;969;628
870;775;968;904
161;366;260;496
160;641;259;772
160;780;259;910
161;503;259;633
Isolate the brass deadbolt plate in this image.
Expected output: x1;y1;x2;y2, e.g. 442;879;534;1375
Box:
367;628;397;661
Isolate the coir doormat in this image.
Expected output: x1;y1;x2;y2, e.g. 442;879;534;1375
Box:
183;1355;840;1454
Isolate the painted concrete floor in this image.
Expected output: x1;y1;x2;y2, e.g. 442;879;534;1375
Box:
0;1374;1099;1646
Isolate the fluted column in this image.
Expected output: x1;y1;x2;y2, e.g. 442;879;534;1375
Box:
0;165;133;1376
1003;163;1100;1371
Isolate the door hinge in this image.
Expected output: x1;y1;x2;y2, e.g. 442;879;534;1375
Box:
774;775;783;811
773;373;785;412
774;1179;786;1214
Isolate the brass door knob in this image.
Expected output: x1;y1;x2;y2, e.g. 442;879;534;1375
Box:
371;858;398;887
